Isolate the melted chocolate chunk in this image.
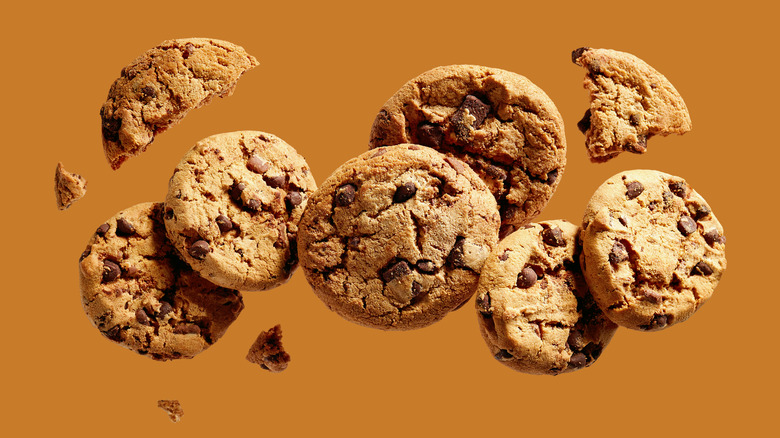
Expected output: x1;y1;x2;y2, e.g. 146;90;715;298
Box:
216;215;233;233
285;190;303;208
642;289;663;304
571;47;590;64
569;352;588;369
136;308;150;326
188;240;210;260
247;155;270;174
677;216;697;236
416;123;444;148
411;281;422;298
690;203;711;220
577;109;591;133
382;260;411;283
609;241;628;265
96;223;110;236
158;302;173;318
447;237;467;268
101;116;121;142
516;267;537;289
230;182;247;202
416;260;435;274
476;293;492;317
546;169;559;185
182;42;196;59
691;261;714;276
105;326;122;341
642;314;669;331
116;218;136;236
102;260;121;283
668;181;688;198
173;323;201;335
334;184;356;207
703;229;725;246
264;174;286;189
452;95;490;139
542;227;566;247
494;349;514;361
625;181;644;200
393;182;417;203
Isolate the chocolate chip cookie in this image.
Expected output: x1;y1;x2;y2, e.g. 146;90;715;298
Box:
368;65;566;236
79;202;244;360
580;170;726;331
475;220;617;375
55;162;87;210
298;145;500;330
571;48;692;162
101;38;259;169
246;324;290;372
164;131;316;291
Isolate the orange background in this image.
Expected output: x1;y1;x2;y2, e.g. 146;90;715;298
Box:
3;1;776;436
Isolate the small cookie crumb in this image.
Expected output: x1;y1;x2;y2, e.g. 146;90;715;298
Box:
246;324;290;372
55;162;87;210
157;399;183;423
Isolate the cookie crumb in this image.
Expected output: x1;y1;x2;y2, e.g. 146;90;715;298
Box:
246;324;290;372
55;162;87;210
157;399;183;423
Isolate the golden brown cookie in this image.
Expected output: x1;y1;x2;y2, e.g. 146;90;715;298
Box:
157;400;183;423
246;324;290;372
55;162;87;210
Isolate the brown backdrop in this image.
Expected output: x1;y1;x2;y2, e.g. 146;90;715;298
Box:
3;0;775;436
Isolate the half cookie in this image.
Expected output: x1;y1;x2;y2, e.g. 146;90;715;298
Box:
475;220;617;375
100;38;259;169
369;65;566;236
572;47;691;162
79;202;244;360
164;131;316;291
298;145;500;330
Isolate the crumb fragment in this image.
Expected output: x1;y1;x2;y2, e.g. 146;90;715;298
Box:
157;399;183;423
55;162;87;210
246;324;290;372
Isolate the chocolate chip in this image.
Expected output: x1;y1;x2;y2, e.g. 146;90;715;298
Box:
104;326;122;341
577;109;591;133
677;216;697;236
182;42;195;59
101;116;121;142
582;343;603;360
247;155;270;174
285;190;303;208
691;261;714;276
499;250;510;261
569;352;588;369
382;260;411;283
245;197;261;211
416;123;444;148
494;349;513;361
189;240;210;260
393;182;417;203
96;223;110;236
668;181;688;198
516;267;537;289
567;330;583;350
447;237;467;268
216;215;233;233
485;165;507;181
642;314;669;331
546;169;559;185
625;181;644;199
691;203;711;221
411;281;422;298
124;266;140;278
571;47;590;64
608;241;628;265
629;113;642;127
334;184;356;206
703;229;725;246
173;323;201;335
158;301;173;318
371;147;388;158
452;95;490;138
264;174;286;188
136;309;150;326
476;293;492;317
626;136;647;153
444;156;466;173
140;86;156;98
230;182;247;202
416;260;435;274
642;289;663;304
164;208;174;220
102;260;121;283
542;227;566;247
347;237;360;250
79;247;91;261
116;218;135;236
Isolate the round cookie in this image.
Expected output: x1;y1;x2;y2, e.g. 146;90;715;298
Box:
298;145;500;330
79;202;244;360
164;131;316;291
368;65;567;236
580;170;726;331
475;220;618;375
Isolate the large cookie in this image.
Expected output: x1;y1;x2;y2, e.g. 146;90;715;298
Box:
164;131;316;291
580;170;726;331
475;220;617;375
572;47;692;162
79;202;244;360
298;145;500;330
368;65;566;236
100;38;259;169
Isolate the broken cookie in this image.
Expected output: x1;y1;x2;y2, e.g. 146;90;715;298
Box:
55;162;87;210
246;324;291;372
157;400;183;423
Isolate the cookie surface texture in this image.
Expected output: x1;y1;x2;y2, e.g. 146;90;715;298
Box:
580;170;726;331
368;65;566;236
572;47;691;162
475;220;617;375
79;202;244;360
100;38;259;169
298;145;500;330
164;131;316;291
55;162;87;210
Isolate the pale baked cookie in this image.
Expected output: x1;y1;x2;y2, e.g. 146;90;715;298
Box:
475;220;617;375
79;202;244;360
157;400;183;423
298;145;500;330
55;162;87;210
572;47;692;162
369;65;566;236
164;131;316;291
100;38;259;169
580;170;726;331
246;324;290;372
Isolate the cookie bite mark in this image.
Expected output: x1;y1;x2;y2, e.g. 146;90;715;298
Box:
571;47;692;162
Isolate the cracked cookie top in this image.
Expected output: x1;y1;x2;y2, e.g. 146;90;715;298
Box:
79;202;244;360
368;65;566;237
572;47;692;162
164;131;316;291
475;220;617;375
580;170;726;331
100;38;259;169
298;145;500;330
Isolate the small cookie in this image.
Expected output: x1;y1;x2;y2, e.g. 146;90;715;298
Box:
298;145;500;330
55;162;87;210
157;400;183;423
369;65;566;236
572;47;692;162
101;38;259;169
475;220;617;375
580;170;726;331
164;131;316;291
79;202;244;360
246;324;290;372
